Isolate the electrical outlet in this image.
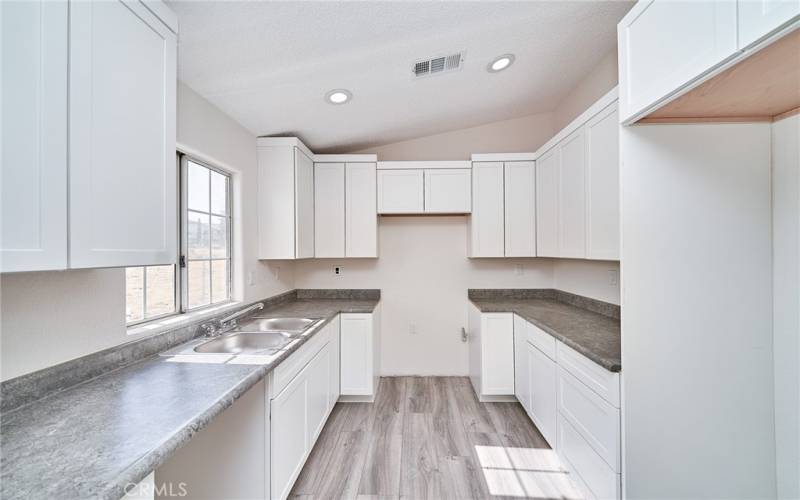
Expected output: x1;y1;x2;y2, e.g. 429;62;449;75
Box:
514;264;524;276
272;266;280;279
334;266;343;276
609;269;619;286
247;271;256;286
409;323;417;335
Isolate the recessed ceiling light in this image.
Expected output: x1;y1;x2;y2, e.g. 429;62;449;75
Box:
325;89;352;105
488;54;515;73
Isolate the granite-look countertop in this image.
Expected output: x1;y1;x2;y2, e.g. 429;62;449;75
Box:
470;295;620;372
0;297;378;500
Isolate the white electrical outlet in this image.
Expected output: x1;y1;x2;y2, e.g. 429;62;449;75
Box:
334;266;343;276
514;264;524;276
409;324;417;335
609;269;619;286
247;271;256;286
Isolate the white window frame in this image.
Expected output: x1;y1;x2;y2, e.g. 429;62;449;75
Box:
180;154;234;313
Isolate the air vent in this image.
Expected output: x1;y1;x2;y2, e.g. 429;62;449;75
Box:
412;52;464;78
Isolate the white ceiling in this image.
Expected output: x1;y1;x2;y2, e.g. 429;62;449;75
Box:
169;1;632;153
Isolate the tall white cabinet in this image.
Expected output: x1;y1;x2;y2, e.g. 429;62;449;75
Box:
1;0;178;272
469;156;537;258
314;156;378;258
535;91;620;261
257;139;315;259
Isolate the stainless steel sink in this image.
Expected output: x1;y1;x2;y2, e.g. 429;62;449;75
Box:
193;331;293;354
239;317;320;333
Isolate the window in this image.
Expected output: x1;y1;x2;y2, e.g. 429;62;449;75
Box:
125;154;232;325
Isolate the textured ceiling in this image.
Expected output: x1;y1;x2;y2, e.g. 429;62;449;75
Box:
168;1;633;152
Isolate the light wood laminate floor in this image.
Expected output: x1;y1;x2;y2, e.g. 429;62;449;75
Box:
289;376;583;500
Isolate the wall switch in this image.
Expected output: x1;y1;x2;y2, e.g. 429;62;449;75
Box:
409;324;417;335
247;271;256;286
609;269;619;286
334;266;343;276
514;264;524;276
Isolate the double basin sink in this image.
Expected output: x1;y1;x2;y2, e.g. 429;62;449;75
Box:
194;317;323;355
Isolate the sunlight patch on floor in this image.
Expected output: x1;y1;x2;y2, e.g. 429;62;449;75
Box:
475;445;583;499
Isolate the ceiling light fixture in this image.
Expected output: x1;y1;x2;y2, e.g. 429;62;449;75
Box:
488;54;515;73
325;89;352;105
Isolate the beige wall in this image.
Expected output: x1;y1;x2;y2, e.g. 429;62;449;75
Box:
355;112;555;159
553;49;619;131
0;84;295;381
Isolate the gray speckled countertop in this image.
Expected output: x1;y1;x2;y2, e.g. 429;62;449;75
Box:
470;295;620;372
0;297;378;500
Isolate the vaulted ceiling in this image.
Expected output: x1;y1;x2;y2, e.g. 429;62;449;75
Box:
168;1;632;152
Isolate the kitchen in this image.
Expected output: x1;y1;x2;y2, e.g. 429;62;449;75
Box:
1;1;798;499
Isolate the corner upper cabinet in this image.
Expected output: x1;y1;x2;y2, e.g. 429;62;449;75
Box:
1;0;178;271
738;0;800;49
618;0;738;123
345;162;378;257
314;162;346;258
258;138;315;259
469;156;536;258
535;148;559;258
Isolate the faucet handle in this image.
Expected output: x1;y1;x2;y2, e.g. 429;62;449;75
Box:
200;321;221;337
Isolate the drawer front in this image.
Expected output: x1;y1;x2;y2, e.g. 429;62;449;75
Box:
557;342;620;407
526;320;556;360
558;413;620;500
272;322;331;396
558;367;620;471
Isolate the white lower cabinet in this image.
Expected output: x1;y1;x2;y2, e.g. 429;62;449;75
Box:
509;313;622;499
340;310;380;399
468;305;515;400
528;342;558;447
329;316;341;405
271;365;309;500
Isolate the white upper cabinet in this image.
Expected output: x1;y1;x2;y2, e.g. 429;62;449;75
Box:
558;129;587;259
536;148;560;258
345;163;377;257
738;0;800;48
504;161;536;257
585;104;620;260
314;163;346;258
69;0;177;268
1;0;68;272
1;0;177;271
258;140;316;259
469;162;506;257
377;169;424;214
618;0;737;123
424;168;472;213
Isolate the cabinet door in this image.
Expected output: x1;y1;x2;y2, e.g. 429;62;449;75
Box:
1;0;68;272
585;104;620;261
340;313;374;396
738;0;800;49
536;148;559;257
513;316;531;413
424;168;472;213
481;313;515;395
377;169;424;213
69;0;177;268
329;316;341;408
528;343;558;447
618;0;737;122
295;149;315;259
559;129;586;258
314;162;345;258
346;163;377;257
504;161;536;257
271;370;308;500
469;162;505;257
306;346;331;445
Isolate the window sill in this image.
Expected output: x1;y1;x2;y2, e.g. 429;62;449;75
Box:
127;301;242;337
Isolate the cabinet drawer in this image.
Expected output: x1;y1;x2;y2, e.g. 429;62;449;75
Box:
272;322;331;396
525;320;556;360
558;413;620;500
558;367;620;472
557;342;620;407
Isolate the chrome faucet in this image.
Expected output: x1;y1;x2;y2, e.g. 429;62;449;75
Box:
199;303;265;338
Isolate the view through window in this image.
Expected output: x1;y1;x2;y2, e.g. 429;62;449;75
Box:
125;155;232;324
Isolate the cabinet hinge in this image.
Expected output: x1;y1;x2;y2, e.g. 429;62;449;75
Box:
179;255;186;268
